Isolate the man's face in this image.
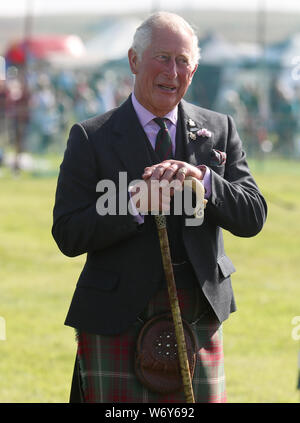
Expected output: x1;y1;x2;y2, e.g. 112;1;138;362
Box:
128;25;198;116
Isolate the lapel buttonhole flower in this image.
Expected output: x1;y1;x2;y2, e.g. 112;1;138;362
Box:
188;118;196;127
197;128;212;138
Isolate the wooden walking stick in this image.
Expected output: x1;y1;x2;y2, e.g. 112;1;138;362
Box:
154;176;206;403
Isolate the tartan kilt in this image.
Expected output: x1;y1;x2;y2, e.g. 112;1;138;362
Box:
73;286;226;403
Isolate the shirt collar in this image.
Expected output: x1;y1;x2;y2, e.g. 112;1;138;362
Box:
131;92;178;128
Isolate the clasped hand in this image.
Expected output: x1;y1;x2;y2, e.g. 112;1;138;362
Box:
129;160;204;214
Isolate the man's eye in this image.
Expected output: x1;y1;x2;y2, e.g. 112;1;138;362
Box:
178;57;189;64
157;55;168;61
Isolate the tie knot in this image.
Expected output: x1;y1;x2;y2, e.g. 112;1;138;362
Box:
153;117;168;131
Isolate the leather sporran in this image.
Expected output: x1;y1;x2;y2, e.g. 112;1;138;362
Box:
135;313;197;394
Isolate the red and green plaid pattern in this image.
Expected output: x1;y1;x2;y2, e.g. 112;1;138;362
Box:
75;288;226;403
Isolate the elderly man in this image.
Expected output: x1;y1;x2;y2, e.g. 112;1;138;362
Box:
52;12;267;403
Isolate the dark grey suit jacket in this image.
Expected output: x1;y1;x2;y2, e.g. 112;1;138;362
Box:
52;95;267;335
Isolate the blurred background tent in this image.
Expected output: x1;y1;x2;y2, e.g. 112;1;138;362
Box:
84;17;141;66
4;34;85;66
46;17;141;69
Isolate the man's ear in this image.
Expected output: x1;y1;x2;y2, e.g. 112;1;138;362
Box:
128;48;139;75
190;64;198;81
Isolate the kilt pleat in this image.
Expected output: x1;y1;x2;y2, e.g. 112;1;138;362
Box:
75;287;226;403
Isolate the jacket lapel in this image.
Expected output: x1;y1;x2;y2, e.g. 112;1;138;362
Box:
111;96;157;182
179;100;213;167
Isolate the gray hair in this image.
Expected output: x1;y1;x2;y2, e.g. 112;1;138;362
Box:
131;12;201;67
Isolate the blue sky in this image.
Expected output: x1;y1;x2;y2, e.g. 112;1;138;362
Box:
1;0;300;16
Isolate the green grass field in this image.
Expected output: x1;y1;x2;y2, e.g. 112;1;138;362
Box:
0;157;299;403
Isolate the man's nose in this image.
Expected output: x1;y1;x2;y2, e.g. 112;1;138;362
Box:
165;59;178;79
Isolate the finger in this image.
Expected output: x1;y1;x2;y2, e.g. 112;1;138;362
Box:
142;167;153;179
160;164;180;182
176;166;188;183
150;163;171;180
142;162;171;180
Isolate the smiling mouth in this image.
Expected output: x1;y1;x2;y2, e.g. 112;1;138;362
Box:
158;84;177;92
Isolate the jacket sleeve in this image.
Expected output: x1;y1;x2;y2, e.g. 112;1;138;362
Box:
206;115;267;237
52;123;141;257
